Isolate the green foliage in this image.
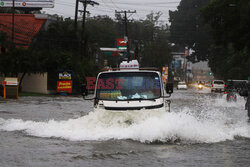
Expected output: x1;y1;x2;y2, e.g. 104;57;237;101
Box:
0;12;173;92
202;0;250;79
129;12;172;68
0;47;44;76
141;40;172;68
86;16;118;47
202;0;250;50
32;17;79;52
169;0;211;62
0;31;9;47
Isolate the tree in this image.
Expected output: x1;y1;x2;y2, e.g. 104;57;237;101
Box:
31;16;99;92
1;12;173;93
202;0;250;50
0;31;9;53
169;0;211;62
202;0;250;79
86;15;118;48
139;12;172;68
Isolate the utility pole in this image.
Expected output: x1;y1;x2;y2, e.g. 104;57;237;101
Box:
79;0;99;57
115;10;136;62
74;0;79;31
12;0;15;46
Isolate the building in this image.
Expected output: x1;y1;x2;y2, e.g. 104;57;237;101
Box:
0;14;56;94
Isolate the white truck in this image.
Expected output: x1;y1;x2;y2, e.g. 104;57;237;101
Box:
83;60;173;112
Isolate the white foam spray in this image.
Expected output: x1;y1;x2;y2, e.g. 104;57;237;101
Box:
0;94;249;143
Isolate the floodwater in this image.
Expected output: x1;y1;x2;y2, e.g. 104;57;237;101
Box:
0;88;250;167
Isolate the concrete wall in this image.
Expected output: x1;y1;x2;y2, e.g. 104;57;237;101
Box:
20;73;48;94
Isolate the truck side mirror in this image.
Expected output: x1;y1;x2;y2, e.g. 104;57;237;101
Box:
166;83;173;94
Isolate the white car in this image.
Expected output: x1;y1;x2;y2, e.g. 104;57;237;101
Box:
211;80;225;92
177;82;187;90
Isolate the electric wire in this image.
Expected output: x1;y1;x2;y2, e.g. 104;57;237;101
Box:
42;0;181;22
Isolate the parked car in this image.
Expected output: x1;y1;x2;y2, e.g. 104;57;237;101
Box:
211;80;225;92
177;82;187;90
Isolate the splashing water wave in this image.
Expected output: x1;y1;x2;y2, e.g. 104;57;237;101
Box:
0;105;249;143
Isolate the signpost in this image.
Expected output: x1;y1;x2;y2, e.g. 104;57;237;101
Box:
162;67;169;84
57;80;73;94
57;70;73;95
0;0;54;8
116;38;127;50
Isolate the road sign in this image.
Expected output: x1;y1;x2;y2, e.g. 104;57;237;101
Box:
116;38;128;49
57;81;72;94
162;67;169;83
0;0;54;8
57;70;73;94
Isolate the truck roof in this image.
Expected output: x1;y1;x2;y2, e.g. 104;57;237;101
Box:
101;67;160;72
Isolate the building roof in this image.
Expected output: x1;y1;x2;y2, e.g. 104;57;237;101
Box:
0;14;47;48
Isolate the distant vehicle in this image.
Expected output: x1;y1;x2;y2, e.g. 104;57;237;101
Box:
211;80;225;92
224;80;244;103
198;83;204;90
197;81;204;90
226;92;237;102
177;82;187;90
226;80;248;93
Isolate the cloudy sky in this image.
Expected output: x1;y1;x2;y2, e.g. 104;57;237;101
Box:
43;0;181;24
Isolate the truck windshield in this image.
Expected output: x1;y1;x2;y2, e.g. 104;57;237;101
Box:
96;72;161;100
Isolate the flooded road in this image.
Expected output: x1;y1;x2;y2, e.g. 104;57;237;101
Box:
0;89;250;167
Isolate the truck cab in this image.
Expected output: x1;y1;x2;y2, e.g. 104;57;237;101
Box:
84;60;173;112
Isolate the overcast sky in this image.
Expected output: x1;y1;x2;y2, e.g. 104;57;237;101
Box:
43;0;181;24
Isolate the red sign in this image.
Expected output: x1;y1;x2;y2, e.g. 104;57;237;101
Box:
116;38;127;47
2;81;6;86
57;81;72;93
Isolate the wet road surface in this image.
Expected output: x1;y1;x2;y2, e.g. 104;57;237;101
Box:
0;88;250;167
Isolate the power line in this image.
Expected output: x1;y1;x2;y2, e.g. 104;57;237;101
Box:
109;0;121;10
43;0;180;22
